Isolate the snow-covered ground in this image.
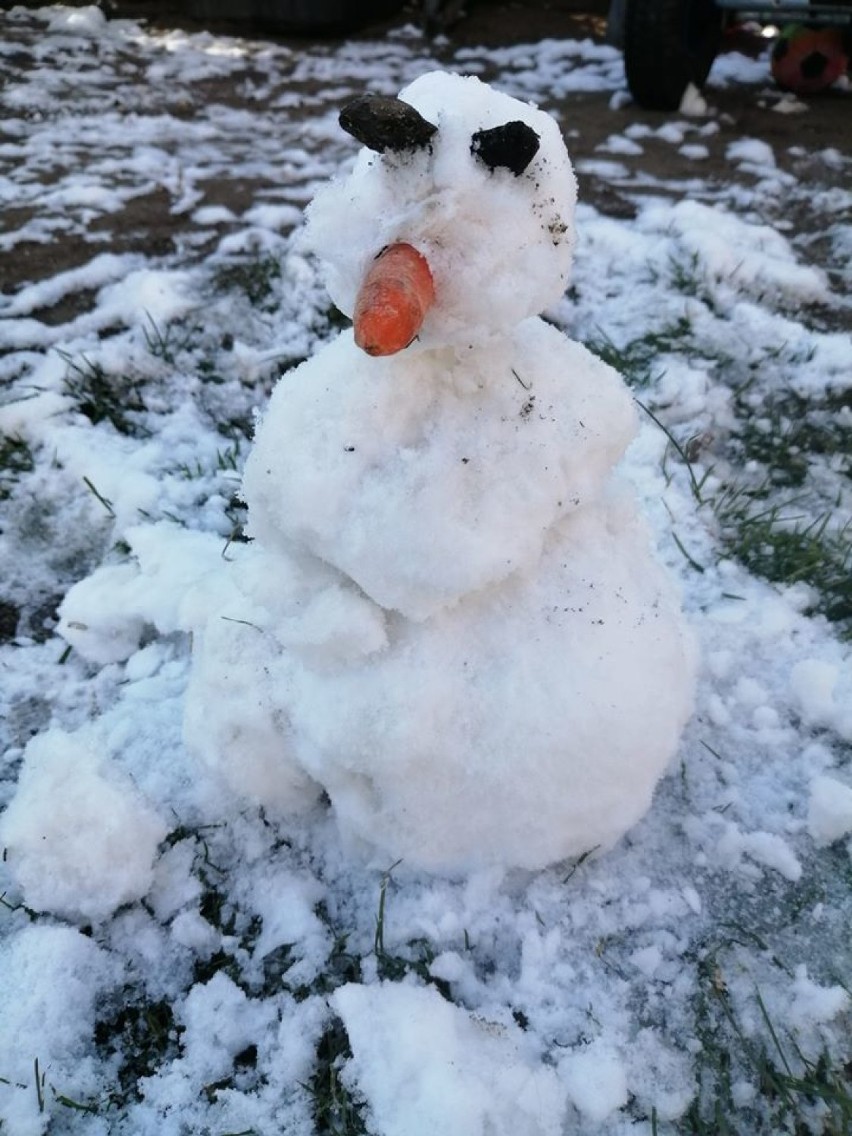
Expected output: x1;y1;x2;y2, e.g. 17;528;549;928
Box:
1;6;850;1135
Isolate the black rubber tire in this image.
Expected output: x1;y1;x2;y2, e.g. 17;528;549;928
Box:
623;0;723;110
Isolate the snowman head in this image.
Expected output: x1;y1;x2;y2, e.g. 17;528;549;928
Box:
304;71;577;354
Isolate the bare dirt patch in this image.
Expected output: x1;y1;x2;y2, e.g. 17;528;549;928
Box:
1;0;850;305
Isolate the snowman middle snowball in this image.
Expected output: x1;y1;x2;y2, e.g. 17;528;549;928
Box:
184;72;696;874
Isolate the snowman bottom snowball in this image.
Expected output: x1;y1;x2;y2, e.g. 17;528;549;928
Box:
183;71;697;874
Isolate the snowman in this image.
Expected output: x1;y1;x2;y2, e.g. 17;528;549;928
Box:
184;71;696;873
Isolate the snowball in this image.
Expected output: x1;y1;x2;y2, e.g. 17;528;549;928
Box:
305;72;577;348
333;982;566;1136
244;319;637;620
0;729;167;921
807;775;852;846
560;1039;629;1122
57;563;148;664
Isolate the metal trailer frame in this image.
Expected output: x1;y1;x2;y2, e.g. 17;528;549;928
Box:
609;0;851;108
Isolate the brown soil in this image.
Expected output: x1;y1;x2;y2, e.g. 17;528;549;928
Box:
108;0;613;44
1;0;850;308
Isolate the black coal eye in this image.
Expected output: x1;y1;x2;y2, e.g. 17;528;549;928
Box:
339;94;438;154
470;121;540;176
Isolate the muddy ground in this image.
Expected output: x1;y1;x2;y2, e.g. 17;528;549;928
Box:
1;0;850;312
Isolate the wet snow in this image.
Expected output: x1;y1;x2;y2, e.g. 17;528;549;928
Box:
0;6;850;1136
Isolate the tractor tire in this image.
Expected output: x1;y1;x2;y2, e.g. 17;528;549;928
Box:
623;0;723;109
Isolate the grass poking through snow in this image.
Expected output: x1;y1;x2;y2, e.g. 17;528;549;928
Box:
0;434;34;502
586;317;692;388
595;319;852;637
60;352;150;438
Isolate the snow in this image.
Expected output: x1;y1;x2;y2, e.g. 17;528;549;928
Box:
807;775;852;846
333;981;567;1136
0;924;120;1134
679;82;710;116
0;728;167;921
646;199;829;308
787;966;851;1030
791;657;851;738
679;143;710;160
46;4;108;35
306;73;578;346
0;6;850;1136
727;137;777;168
561;1040;629;1122
242;326;637;619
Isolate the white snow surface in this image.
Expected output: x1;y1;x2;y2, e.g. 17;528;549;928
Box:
0;728;167;922
334;981;567;1136
0;8;850;1136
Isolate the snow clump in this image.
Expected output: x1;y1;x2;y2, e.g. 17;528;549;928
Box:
0;729;167;922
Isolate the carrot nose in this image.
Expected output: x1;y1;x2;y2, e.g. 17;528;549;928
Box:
353;242;435;357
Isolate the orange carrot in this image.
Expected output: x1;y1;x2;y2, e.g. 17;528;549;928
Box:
353;242;435;357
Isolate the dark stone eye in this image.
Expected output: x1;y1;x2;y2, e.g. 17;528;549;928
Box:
339;95;438;154
471;121;540;176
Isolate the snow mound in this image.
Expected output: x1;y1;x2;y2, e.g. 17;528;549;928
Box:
0;729;167;922
0;925;119;1134
333;981;566;1136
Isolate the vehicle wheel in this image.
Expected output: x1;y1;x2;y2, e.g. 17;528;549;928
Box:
623;0;723;110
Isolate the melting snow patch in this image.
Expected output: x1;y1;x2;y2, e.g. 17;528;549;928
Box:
333;982;567;1136
0;925;120;1133
650;199;829;306
679;82;710;115
45;4;108;35
717;823;803;882
788;965;851;1030
679;143;710;160
0;9;850;1135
